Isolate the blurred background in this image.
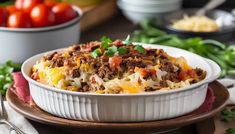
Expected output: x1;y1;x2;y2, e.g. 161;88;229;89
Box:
1;0;235;8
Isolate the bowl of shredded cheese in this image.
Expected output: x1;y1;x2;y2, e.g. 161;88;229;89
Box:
161;9;235;41
171;15;219;32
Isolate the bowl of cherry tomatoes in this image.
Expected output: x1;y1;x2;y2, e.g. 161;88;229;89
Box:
0;0;82;64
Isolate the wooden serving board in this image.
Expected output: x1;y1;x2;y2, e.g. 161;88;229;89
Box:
79;0;118;32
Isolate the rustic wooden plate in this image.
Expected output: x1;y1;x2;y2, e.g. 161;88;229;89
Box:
6;81;229;134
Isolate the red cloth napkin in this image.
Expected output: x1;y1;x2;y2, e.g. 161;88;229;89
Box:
10;72;31;104
191;87;215;114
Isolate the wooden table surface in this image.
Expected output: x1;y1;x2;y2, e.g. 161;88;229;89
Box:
26;13;217;134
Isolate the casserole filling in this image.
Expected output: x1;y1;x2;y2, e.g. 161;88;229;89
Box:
31;39;206;94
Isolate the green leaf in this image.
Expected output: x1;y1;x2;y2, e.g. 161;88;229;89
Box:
101;36;112;43
226;128;235;134
123;35;131;45
134;45;145;54
118;47;128;55
105;46;117;57
221;108;235;122
6;60;21;71
100;36;112;49
0;60;21;95
91;49;101;58
201;39;226;50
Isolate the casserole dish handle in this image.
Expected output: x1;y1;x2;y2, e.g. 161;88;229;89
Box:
204;58;221;83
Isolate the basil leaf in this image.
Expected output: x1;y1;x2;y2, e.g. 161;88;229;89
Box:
91;49;101;58
134;45;145;54
123;35;131;45
105;46;117;57
118;47;128;55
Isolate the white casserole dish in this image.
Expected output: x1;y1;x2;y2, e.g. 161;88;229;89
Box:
21;43;221;122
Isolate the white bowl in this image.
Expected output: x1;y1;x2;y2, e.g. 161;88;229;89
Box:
121;0;182;6
0;6;82;64
117;0;182;12
117;0;182;24
21;43;221;122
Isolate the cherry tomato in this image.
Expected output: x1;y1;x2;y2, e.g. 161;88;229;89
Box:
6;6;18;14
45;0;57;9
30;4;55;27
0;8;8;26
7;11;31;28
15;0;43;14
52;2;77;24
15;0;24;10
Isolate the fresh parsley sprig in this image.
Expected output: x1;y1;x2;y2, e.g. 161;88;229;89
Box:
118;47;128;55
91;36;131;58
101;36;112;49
123;35;131;45
91;48;101;58
134;45;145;54
0;61;21;95
226;128;235;134
104;46;118;57
221;108;235;122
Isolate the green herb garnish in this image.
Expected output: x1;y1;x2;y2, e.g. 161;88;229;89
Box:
91;48;101;58
226;128;235;134
117;47;128;55
101;36;112;49
105;46;118;57
0;61;21;95
134;45;145;54
221;108;235;122
124;35;131;45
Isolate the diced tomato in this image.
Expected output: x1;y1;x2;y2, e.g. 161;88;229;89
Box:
139;68;156;78
186;70;195;78
139;69;148;77
178;70;187;80
109;56;122;69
